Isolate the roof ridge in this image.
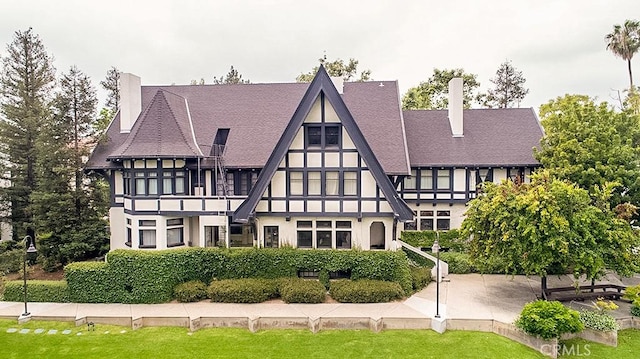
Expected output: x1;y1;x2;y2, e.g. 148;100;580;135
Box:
156;90;200;157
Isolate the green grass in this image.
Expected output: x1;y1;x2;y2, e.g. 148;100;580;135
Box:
559;329;640;358
0;319;544;359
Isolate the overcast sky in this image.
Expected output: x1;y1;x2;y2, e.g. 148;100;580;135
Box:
1;0;639;112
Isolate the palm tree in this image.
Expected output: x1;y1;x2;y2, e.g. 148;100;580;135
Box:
606;19;640;88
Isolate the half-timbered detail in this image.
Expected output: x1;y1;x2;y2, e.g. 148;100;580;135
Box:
87;69;543;252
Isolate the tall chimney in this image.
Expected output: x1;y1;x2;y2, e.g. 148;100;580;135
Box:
330;76;344;94
119;73;142;133
448;77;463;137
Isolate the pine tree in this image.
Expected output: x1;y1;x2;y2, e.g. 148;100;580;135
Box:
213;65;250;84
100;66;120;113
33;65;107;270
0;28;56;239
483;60;529;108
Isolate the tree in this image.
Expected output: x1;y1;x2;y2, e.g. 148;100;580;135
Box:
605;19;640;88
100;66;120;113
0;28;56;239
297;55;371;82
534;95;640;209
32;65;108;270
401;68;481;110
482;60;529;108
462;170;640;295
213;65;250;84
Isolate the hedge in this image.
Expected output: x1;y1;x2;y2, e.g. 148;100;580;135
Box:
329;279;404;303
278;278;326;303
174;280;207;303
3;280;69;302
400;230;467;252
63;248;412;304
409;266;431;292
208;278;278;303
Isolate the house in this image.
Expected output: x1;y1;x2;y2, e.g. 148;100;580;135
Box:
86;67;543;251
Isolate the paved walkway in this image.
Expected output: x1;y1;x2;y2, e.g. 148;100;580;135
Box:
0;274;635;329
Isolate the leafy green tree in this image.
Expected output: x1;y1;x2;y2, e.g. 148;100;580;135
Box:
482;60;529;108
606;19;640;88
401;68;481;110
213;65;250;84
462;170;640;295
32;66;108;270
0;28;56;239
297;55;371;82
100;66;120;113
534;95;640;208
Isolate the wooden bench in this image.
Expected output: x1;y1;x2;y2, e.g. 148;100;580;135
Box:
543;284;626;302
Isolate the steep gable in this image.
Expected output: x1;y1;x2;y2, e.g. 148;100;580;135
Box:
233;66;413;222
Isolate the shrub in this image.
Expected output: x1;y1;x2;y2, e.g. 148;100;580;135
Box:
0;249;23;274
329;280;404;303
439;252;474;274
3;280;69;302
208;279;278;303
174;280;207;303
279;278;326;303
579;310;619;332
409;266;431;292
514;300;583;340
402;248;435;268
631;302;640;317
623;284;640;303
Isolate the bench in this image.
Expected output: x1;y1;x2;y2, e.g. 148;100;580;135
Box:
543;284;626;302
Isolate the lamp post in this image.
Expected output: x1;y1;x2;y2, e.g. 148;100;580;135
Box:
432;232;440;319
21;235;37;318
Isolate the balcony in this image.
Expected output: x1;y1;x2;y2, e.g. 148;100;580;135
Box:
123;195;246;215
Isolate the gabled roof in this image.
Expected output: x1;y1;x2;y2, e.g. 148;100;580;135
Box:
109;89;202;159
87;80;410;174
233;66;414;223
403;108;543;167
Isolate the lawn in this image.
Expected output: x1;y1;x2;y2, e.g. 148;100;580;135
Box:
0;319;544;359
1;319;638;358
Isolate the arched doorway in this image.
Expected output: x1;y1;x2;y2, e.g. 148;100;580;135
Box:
370;222;385;249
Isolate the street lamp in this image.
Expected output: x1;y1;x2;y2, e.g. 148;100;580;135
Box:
432;232;441;319
21;234;37;319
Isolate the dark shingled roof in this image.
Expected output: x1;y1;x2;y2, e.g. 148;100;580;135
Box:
403;108;543;167
87;80;411;174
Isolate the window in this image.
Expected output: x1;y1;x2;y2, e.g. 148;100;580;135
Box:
290;172;303;195
123;172;131;195
138;220;156;248
325;126;340;147
307;126;322;146
477;168;493;183
226;172;235;195
420;218;434;231
135;172;146;195
317;221;332;228
336;221;351;229
343;172;357;196
404;170;417;190
308;172;321;195
148;172;158;195
297;231;312;248
404;220;417;230
166;218;184;247
125;227;132;247
163;172;173;194
437;219;450;231
317;231;332;248
437;169;450;190
336;231;351;249
297;221;312;228
325;172;339;196
175;171;185;194
306;125;341;148
420;169;433;190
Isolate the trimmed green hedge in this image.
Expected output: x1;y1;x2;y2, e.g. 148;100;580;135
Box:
279;278;326;303
174;280;207;303
3;280;69;302
409;266;431;292
400;230;467;252
208;278;278;303
329;279;404;303
64;248;412;304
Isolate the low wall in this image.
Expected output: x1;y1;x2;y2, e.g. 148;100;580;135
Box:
562;328;617;347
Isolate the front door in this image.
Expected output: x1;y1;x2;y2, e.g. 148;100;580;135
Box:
264;226;279;248
204;226;223;247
